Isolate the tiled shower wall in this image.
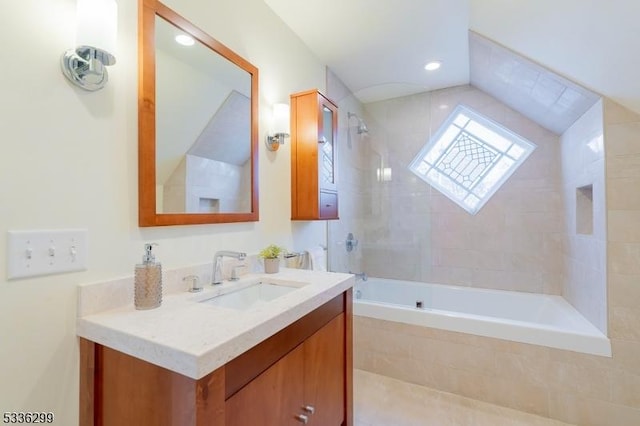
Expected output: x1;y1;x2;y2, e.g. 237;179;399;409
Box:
328;78;611;328
355;99;640;425
363;85;564;294
326;70;368;275
560;100;607;333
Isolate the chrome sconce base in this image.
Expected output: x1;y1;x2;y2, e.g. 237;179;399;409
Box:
61;46;116;91
265;133;288;151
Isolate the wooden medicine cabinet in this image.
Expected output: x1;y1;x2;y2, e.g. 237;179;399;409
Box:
290;89;339;220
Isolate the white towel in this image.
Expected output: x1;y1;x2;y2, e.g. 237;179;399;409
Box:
284;253;303;269
306;246;327;271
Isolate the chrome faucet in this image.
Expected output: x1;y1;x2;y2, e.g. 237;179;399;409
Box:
349;271;368;282
212;251;247;285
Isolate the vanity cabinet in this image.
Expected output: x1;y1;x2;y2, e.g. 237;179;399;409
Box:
79;290;352;426
226;314;345;426
226;343;305;425
290;89;339;220
302;314;346;425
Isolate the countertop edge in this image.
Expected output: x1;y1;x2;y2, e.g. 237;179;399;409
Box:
77;270;354;379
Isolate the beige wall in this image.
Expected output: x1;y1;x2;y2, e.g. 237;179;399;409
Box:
0;0;327;423
605;99;640;365
362;85;564;293
355;98;640;425
355;315;640;425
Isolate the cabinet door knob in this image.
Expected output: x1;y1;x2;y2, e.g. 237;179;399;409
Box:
303;405;315;414
295;414;309;424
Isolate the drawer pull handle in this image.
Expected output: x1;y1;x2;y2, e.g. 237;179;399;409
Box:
303;405;315;414
325;204;332;207
295;414;309;424
318;136;327;144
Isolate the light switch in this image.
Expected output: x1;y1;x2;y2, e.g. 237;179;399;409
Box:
7;229;88;279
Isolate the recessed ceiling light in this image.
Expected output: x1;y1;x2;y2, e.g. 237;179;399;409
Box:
424;61;442;71
175;34;195;46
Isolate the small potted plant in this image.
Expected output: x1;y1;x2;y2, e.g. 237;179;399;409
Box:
259;244;285;274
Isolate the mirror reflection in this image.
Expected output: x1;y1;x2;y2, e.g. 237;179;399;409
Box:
155;16;252;214
138;0;258;226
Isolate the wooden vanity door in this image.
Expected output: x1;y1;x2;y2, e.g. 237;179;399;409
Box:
225;344;305;426
303;313;345;425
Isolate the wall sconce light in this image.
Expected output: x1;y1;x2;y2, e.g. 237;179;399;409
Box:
265;103;290;151
376;167;393;182
61;0;117;91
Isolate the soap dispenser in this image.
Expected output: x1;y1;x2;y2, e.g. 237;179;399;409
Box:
134;243;162;310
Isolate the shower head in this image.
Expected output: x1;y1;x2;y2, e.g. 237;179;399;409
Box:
348;112;369;135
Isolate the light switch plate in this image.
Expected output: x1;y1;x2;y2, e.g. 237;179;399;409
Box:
7;229;88;279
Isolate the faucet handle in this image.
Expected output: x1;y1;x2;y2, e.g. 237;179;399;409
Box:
183;275;202;292
230;265;245;281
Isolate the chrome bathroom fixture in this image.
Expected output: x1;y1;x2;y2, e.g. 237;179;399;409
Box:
350;271;368;282
347;112;369;135
345;232;359;252
183;275;202;293
266;103;290;151
212;251;247;284
61;0;118;91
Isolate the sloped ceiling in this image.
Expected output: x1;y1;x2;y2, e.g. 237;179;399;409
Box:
470;32;600;135
264;0;640;115
470;0;640;115
264;0;470;103
188;91;251;165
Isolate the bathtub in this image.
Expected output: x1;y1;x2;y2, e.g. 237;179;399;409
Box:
353;278;611;357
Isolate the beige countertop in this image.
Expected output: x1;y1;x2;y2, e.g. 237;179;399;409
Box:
76;268;354;379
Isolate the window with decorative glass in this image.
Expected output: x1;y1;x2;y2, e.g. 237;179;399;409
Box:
409;105;536;214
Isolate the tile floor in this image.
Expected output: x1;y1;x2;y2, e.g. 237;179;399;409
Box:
354;369;574;426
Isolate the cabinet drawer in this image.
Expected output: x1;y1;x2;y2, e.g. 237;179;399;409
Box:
320;191;338;219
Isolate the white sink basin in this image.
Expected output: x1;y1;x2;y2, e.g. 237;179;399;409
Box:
201;279;308;310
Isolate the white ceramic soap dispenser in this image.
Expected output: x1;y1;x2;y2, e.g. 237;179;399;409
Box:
134;243;162;310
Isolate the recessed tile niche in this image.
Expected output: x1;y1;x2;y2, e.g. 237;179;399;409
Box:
576;185;593;235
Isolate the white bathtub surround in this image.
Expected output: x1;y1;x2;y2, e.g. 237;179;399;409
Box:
77;268;354;379
357;316;603;422
355;278;610;356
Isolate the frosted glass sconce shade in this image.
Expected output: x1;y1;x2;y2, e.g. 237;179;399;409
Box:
266;103;290;151
61;0;118;91
76;0;117;54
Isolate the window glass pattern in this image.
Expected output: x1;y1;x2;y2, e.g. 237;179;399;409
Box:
409;105;536;214
321;106;335;184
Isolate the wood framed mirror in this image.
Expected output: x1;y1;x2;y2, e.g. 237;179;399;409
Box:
139;0;259;226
